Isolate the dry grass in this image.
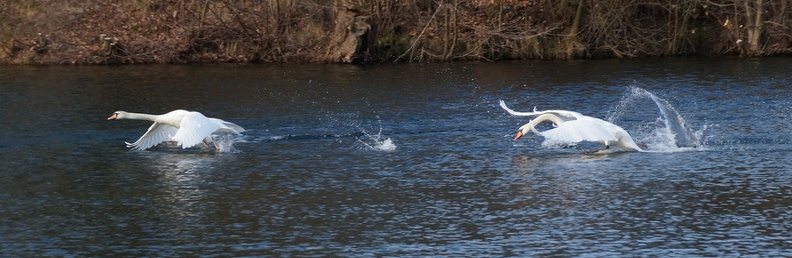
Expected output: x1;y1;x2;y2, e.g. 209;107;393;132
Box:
1;0;790;64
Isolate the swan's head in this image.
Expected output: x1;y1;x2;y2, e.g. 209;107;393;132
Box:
515;124;532;140
107;111;127;120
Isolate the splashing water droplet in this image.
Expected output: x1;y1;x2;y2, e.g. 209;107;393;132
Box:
609;86;702;152
375;138;397;151
348;114;397;152
212;134;246;153
357;129;397;152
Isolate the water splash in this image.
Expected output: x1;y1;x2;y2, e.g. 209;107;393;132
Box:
355;116;397;152
609;87;700;151
211;134;246;153
302;111;398;152
357;134;397;152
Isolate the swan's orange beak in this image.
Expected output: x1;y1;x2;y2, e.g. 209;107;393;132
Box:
514;131;524;140
107;114;118;120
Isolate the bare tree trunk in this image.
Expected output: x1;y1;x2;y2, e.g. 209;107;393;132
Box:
745;0;765;53
570;0;584;36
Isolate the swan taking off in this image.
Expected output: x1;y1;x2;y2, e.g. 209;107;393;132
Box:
108;110;245;151
499;100;643;153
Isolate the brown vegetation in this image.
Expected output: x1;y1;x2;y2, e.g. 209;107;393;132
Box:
0;0;790;64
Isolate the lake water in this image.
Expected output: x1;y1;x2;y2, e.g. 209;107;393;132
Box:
0;58;790;256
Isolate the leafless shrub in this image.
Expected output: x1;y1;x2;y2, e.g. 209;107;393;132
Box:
0;0;789;64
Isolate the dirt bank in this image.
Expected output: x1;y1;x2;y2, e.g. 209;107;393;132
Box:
1;0;789;65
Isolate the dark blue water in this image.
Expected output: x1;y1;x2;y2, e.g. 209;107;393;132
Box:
0;58;790;256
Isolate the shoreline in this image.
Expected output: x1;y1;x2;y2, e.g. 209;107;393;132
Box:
0;55;783;67
2;1;790;65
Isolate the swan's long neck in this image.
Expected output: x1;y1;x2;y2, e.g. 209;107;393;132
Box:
533;114;566;126
122;112;160;122
521;114;566;134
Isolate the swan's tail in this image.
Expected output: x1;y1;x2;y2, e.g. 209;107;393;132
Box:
222;121;246;134
209;118;246;134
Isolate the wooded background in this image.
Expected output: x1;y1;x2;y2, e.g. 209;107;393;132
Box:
1;0;788;64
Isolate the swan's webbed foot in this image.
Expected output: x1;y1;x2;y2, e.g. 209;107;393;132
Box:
583;145;609;154
211;137;220;150
203;136;220;150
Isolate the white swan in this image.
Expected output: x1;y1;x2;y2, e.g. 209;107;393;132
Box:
499;100;643;153
108;110;245;151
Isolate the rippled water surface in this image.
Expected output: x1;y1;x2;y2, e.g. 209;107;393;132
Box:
1;58;790;256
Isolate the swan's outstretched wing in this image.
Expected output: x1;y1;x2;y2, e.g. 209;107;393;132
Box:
538;119;618;144
126;122;179;150
499;100;583;120
172;112;222;148
499;100;542;116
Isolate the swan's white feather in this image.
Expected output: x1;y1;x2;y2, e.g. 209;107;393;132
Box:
499;100;582;120
110;109;245;151
126;122;179;151
172;112;222;149
539;119;618;144
209;118;246;134
500;100;643;152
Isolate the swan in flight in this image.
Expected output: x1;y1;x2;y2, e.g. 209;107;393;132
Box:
499;100;643;153
108;110;245;151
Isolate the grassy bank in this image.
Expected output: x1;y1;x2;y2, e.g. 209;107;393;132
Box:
1;0;790;64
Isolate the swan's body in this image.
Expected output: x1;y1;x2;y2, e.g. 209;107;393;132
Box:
108;110;245;151
500;100;643;153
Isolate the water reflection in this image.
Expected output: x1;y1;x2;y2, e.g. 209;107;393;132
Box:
137;152;226;216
